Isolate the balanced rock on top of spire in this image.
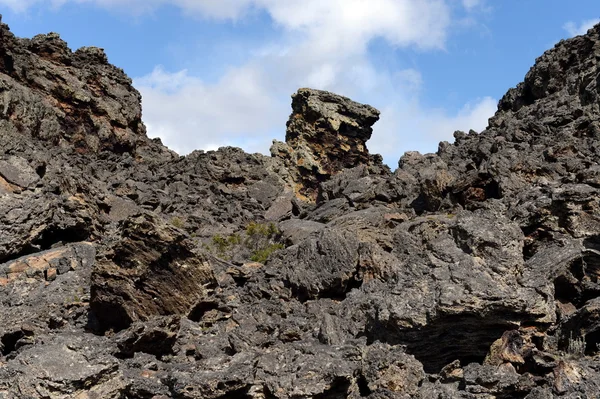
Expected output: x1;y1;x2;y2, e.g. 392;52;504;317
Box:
271;88;382;201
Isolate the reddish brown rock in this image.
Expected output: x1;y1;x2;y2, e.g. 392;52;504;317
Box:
0;20;174;159
0;242;94;283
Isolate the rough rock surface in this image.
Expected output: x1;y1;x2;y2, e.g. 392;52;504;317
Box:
90;214;216;332
2;16;600;399
271;88;384;201
0;20;174;158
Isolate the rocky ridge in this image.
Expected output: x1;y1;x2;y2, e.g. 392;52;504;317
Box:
1;17;600;399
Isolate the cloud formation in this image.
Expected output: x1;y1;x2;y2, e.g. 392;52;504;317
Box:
461;0;481;11
135;64;285;155
132;0;495;165
563;19;600;37
5;0;497;166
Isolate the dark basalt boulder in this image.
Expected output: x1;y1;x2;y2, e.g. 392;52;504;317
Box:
90;213;217;332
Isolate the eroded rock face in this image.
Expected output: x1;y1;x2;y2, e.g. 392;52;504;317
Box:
0;19;174;158
90;214;216;332
3;19;600;399
271;88;382;201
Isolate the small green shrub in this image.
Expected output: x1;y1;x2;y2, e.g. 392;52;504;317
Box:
210;233;243;258
211;234;229;256
250;243;284;263
245;222;279;250
208;222;282;263
171;216;185;228
246;221;278;238
228;233;242;246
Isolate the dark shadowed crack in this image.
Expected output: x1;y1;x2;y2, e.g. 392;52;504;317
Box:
366;312;522;373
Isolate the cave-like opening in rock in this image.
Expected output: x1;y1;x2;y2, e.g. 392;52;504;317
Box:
366;313;517;373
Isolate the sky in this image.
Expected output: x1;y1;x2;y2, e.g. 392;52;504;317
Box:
1;1;599;166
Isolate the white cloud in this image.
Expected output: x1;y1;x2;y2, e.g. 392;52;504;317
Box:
135;64;285;155
368;97;496;166
563;19;600;37
0;0;257;18
264;0;451;51
462;0;480;10
2;0;451;50
6;0;497;167
394;69;423;93
0;0;35;12
427;96;497;140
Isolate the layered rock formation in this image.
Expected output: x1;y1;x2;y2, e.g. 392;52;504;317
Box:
0;21;174;158
1;17;600;399
271;88;384;201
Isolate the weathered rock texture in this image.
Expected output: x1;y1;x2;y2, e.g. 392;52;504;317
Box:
2;17;600;399
271;88;383;201
90;214;216;332
0;26;166;157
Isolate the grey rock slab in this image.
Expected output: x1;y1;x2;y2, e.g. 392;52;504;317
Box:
0;156;39;188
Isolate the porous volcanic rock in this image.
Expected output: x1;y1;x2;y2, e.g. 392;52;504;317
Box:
3;18;600;399
90;213;217;332
0;16;174;158
271;88;383;201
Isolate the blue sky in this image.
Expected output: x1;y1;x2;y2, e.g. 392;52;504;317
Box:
2;0;599;166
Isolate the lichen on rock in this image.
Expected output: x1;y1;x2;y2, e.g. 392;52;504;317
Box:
271;88;382;201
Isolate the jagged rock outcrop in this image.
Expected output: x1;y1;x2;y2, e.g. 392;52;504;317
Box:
3;18;600;399
271;88;383;201
0;243;95;358
0;17;174;158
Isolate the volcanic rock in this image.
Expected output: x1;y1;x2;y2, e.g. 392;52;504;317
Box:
271;88;382;201
2;17;600;399
0;17;174;160
90;213;217;332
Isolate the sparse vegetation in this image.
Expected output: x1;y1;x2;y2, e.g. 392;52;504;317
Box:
566;332;586;358
211;233;242;258
207;222;283;263
250;243;285;263
171;216;185;229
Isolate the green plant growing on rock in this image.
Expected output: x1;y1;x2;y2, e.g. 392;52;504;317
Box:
245;222;282;263
211;233;242;259
208;222;283;263
250;243;284;263
245;222;277;249
211;234;228;255
171;216;185;229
